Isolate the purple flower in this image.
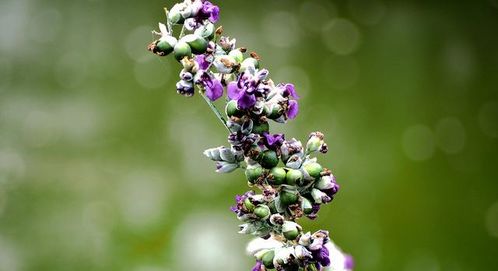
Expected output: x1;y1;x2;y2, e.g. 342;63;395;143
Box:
307;203;321;220
230;191;254;214
311;245;330;267
251;260;263;271
195;54;211;70
198;71;223;101
227;81;255;109
323;183;340;200
197;1;220;23
287;100;299;119
279;83;299;99
227;69;270;110
276;83;300;119
263;132;285;150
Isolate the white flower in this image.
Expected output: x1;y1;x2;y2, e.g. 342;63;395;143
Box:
273;246;296;267
246;237;283;256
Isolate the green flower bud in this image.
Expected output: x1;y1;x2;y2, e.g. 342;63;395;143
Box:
244;198;255;212
254;205;271;220
251;121;269;135
282;221;301;240
259;150;279;169
240;57;259;72
301;197;313;215
194;22;215;40
229;49;244;64
182;34;208;55
225;100;243;117
262;250;275;269
174;41;192;61
245;166;263;183
303;162;323;179
265;104;283;120
155;35;177;56
306;137;322;154
280;188;299;205
285;169;303;186
269;167;286;185
306;132;327;154
168;3;185;24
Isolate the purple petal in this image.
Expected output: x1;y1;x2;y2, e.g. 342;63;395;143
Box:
263;132;285;149
312;246;331;267
209;6;220;23
344;254;355;269
237;93;256;110
227;81;244;100
195;54;210;70
285;83;299;99
251;261;262;271
287;100;299;119
200;1;220;23
205;78;223;101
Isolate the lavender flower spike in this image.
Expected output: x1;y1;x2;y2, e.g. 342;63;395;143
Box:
148;1;353;270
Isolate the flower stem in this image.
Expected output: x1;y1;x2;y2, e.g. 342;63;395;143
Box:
198;89;231;132
179;25;186;39
163;8;172;34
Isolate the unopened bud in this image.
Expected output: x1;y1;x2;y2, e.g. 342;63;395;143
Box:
245;166;264;183
282;221;301;240
251;121;269;135
182;34;208;54
194;22;215;40
280;188;299;205
168;3;186;24
240;57;259;73
229;49;244;64
265;103;283;120
259;150;279;169
303;162;323;179
262;250;275;269
154;35;177;56
269;167;286;185
285;169;303;186
215;161;239;173
306;132;325;153
311;188;331;204
301;197;313;215
254;205;271;220
173;41;192;61
315;174;336;190
225;100;243;117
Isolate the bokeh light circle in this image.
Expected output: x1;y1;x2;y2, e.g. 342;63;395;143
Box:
322;18;361;55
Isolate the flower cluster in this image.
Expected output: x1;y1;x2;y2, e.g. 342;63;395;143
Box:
148;1;353;270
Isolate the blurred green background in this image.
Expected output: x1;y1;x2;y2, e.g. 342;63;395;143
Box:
1;0;498;270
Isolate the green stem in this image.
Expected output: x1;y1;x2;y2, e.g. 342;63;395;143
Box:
198;88;231;132
163;8;172;34
179;26;186;39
